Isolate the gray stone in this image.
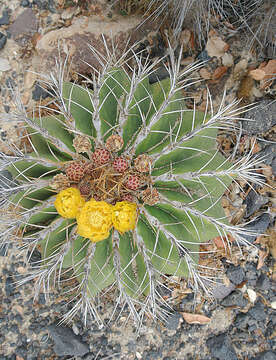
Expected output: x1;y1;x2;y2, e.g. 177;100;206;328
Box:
248;301;266;321
272;157;276;176
0;10;10;26
256;273;271;291
242;100;276;135
32;83;51;101
240;213;271;243
221;291;248;307
48;324;89;357
165;312;182;330
252;351;276;360
0;170;16;190
8;9;38;45
244;189;269;218
212;283;235;300
0;32;7;50
257;144;276;167
207;333;237;360
226;265;245;285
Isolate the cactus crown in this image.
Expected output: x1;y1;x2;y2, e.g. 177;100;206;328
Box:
0;41;263;328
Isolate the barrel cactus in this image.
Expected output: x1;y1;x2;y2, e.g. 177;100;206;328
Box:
0;45;260;327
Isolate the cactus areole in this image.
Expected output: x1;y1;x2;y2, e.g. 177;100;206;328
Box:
2;50;256;328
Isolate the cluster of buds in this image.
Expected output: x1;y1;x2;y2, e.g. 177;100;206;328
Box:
50;134;160;207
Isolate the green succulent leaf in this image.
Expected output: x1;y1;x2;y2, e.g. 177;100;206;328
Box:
28;206;58;226
135;248;149;296
100;68;130;139
86;234;115;297
28;128;72;162
62;235;90;269
32;115;75;152
145;202;220;244
152;127;229;176
137;214;190;276
7;159;58;181
40;219;75;262
118;232;138;297
122;76;151;149
63;82;96;137
10;187;54;210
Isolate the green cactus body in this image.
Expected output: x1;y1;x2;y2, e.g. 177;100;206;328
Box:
1;51;260;327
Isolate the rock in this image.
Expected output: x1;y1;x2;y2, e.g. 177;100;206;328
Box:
32;15;157;76
248;300;266;321
0;32;7;50
32;0;56;12
0;170;15;190
252;351;276;360
226;265;245;285
256;273;271;291
0;10;10;25
20;0;31;7
197;50;211;61
271;301;276;310
257;144;276;167
165;312;182;330
242;100;276;135
247;289;257;303
207;333;237;360
0;58;11;72
32;83;51;101
8;9;38;46
272;157;276;175
234;312;248;329
149;66;170;84
212;283;236;300
244;189;269;218
48;324;89;357
240;213;271;243
221;291;248;308
5;276;14;296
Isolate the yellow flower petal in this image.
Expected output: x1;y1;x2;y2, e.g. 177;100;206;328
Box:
112;201;137;233
76;199;113;242
54;187;85;219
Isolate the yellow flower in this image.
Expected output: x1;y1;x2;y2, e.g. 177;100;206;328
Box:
112;201;137;233
54;187;85;219
76;199;113;242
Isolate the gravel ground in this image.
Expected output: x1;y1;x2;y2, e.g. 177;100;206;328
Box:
0;0;275;359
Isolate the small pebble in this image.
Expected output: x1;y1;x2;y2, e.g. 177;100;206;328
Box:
0;32;7;50
0;10;10;25
20;0;31;7
271;301;276;310
226;265;245;285
0;57;11;72
247;289;257;303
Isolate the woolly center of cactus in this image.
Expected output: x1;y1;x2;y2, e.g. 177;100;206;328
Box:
51;137;158;208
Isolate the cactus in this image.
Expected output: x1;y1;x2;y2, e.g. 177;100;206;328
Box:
0;43;263;328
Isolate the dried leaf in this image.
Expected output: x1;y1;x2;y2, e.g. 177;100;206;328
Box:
249;69;266;81
257;249;268;270
206;32;229;58
199;68;212;80
212;66;228;80
180;29;191;45
181;312;211;324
